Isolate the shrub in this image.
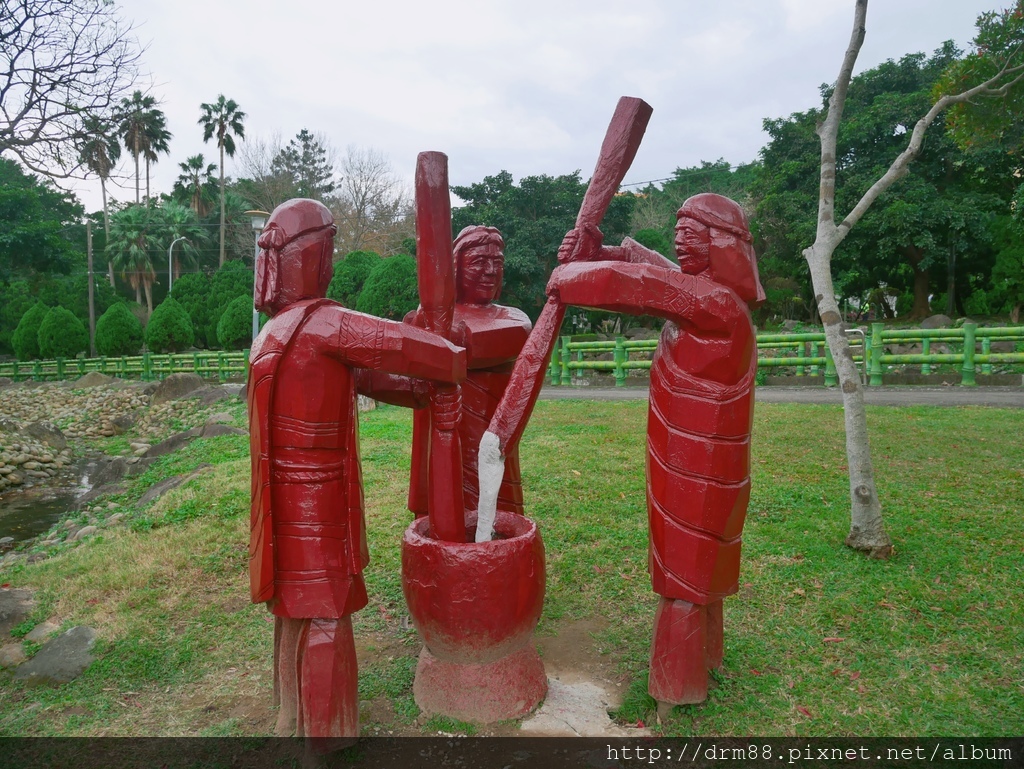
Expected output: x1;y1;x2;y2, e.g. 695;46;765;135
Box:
0;281;34;355
38;306;88;359
217;295;254;350
146;296;194;353
328;250;382;307
207;262;252;347
356;255;419;320
95;302;144;356
633;228;673;258
170;272;212;347
11;302;49;360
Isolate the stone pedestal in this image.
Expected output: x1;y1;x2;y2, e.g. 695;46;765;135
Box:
402;510;546;722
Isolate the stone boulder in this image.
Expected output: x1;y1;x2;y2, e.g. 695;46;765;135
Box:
921;314;953;329
0;377;13;388
89;456;128;488
138;464;213;507
0;588;35;638
150;373;204;406
143;423;247;459
14;626;96;686
73;372;115;388
23;421;67;450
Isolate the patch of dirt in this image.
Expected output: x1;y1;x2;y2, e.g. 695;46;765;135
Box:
537;617;627;699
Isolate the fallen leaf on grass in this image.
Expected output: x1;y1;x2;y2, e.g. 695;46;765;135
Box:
571;470;581;476
849;671;861;681
636;720;645;728
930;664;948;673
592;565;605;574
749;669;761;676
792;588;805;597
796;706;812;718
823;637;845;643
857;684;867;694
878;601;896;609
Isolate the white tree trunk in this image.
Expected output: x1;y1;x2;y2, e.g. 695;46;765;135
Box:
804;240;892;556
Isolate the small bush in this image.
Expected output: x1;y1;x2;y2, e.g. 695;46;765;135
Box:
146;297;194;353
11;302;49;360
207;262;253;347
96;302;144;356
217;295;254;350
633;228;673;258
328;250;382;307
38;306;88;359
356;254;418;320
170;272;212;347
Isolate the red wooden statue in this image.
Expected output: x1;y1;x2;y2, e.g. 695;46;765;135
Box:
248;198;466;744
407;225;532;526
546;193;765;706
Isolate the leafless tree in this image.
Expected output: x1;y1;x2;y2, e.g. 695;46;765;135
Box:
332;145;413;256
806;0;1024;556
0;0;142;177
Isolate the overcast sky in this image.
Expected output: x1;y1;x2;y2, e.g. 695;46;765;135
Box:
71;0;1007;213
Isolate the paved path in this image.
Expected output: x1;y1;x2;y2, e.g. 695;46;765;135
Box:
540;385;1024;408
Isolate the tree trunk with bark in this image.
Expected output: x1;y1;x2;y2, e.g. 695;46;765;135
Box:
218;143;226;267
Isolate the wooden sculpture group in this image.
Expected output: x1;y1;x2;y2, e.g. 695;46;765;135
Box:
248;97;764;745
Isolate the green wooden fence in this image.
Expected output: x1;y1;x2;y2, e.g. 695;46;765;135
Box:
0;350;249;383
547;322;1024;387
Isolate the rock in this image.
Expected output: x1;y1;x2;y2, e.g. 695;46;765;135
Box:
192;386;231;407
71;526;98;541
199;423;246;438
75;483;125;508
143;427;202;458
132;447;149;457
0;643;27;668
782;319;802;331
0;537;13;551
0;377;13;388
138;476;189;507
25;621;60;643
357;395;376;413
127;458;156;476
0;588;35;637
921;314;953;329
73;372;115;388
14;626;97;686
111;413;137;434
0;417;21;432
106;513;124;525
150;373;204;405
237;382;248;402
205;412;234;425
23;421;67;450
89;457;128;488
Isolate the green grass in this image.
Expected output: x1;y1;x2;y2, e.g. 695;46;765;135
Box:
0;399;1021;737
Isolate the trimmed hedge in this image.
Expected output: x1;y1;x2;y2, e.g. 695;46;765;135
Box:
217;295;254;351
38;306;88;359
96;302;144;356
146;296;194;353
356;254;418;320
11;302;49;361
327;250;382;307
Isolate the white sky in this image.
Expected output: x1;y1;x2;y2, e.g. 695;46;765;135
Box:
70;0;1006;212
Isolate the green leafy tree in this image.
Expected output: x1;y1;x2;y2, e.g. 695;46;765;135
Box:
451;171;633;317
38;306;88;359
118;91;171;204
0;159;84;283
107;204;158;315
206;261;253;346
173;154;218;218
0;281;35;355
145;296;194;353
159;201;210;282
356;254;418;320
170;272;212;347
77;116;121;284
199;95;246;266
327;250;382;306
12;302;50;360
217;295;254;350
95;301;143;356
270;129;336;201
37;273;119;333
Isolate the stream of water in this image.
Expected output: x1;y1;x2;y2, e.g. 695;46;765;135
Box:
0;468;92;543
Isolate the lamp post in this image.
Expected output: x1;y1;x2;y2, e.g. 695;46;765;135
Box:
246;210;270;341
167;236;189;294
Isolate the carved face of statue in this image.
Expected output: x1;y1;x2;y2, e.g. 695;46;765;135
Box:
457;243;504;305
674;217;711;275
254;199;336;316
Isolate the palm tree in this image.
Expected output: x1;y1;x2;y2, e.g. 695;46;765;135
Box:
199;95;246;266
78;116;121;286
142;113;172;202
173;154;218;218
117;91;172;204
107;204;157;317
158;201;210;281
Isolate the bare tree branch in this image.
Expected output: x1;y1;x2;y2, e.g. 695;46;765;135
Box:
0;0;142;179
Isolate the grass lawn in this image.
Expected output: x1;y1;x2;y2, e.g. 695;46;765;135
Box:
0;398;1020;737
